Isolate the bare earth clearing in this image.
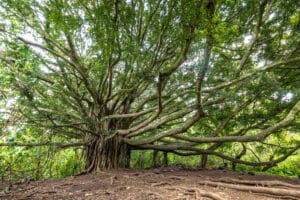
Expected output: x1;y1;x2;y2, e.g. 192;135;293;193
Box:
1;167;300;200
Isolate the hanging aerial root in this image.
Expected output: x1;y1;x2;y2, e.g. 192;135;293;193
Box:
198;181;300;199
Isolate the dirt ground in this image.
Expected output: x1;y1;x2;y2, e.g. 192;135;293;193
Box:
1;166;300;200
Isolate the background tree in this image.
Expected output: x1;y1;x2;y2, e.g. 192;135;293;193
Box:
0;0;299;173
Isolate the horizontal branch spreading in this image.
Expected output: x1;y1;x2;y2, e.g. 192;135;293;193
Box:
124;111;205;145
134;143;299;168
0;29;100;105
173;99;300;143
0;142;87;148
123;100;300;146
203;57;300;93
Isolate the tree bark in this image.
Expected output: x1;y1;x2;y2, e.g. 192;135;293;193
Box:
200;154;208;169
84;136;130;172
163;152;168;167
152;150;159;168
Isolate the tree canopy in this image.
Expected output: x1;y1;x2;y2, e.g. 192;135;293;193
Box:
0;0;299;173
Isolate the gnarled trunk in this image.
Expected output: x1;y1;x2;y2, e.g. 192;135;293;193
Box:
84;136;130;172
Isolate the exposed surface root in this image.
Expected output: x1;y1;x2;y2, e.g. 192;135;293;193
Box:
197;190;224;200
199;180;300;199
177;186;224;200
151;182;171;187
210;177;300;189
3;169;299;200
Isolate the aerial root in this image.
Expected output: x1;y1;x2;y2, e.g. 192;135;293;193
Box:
199;181;300;199
209;177;300;190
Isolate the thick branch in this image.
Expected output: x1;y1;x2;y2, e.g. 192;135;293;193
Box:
203;57;300;93
136;143;299;168
124;107;195;137
173;99;300;143
0;142;87;148
236;0;267;74
124;111;205;145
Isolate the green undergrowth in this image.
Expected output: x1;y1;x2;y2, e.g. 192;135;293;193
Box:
0;146;299;186
130;150;300;178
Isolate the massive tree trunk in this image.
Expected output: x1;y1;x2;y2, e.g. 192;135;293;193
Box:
84;136;130;172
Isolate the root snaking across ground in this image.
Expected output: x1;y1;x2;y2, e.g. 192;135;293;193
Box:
199;180;300;199
1;169;299;200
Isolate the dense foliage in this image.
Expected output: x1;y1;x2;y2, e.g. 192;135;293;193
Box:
0;0;299;180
